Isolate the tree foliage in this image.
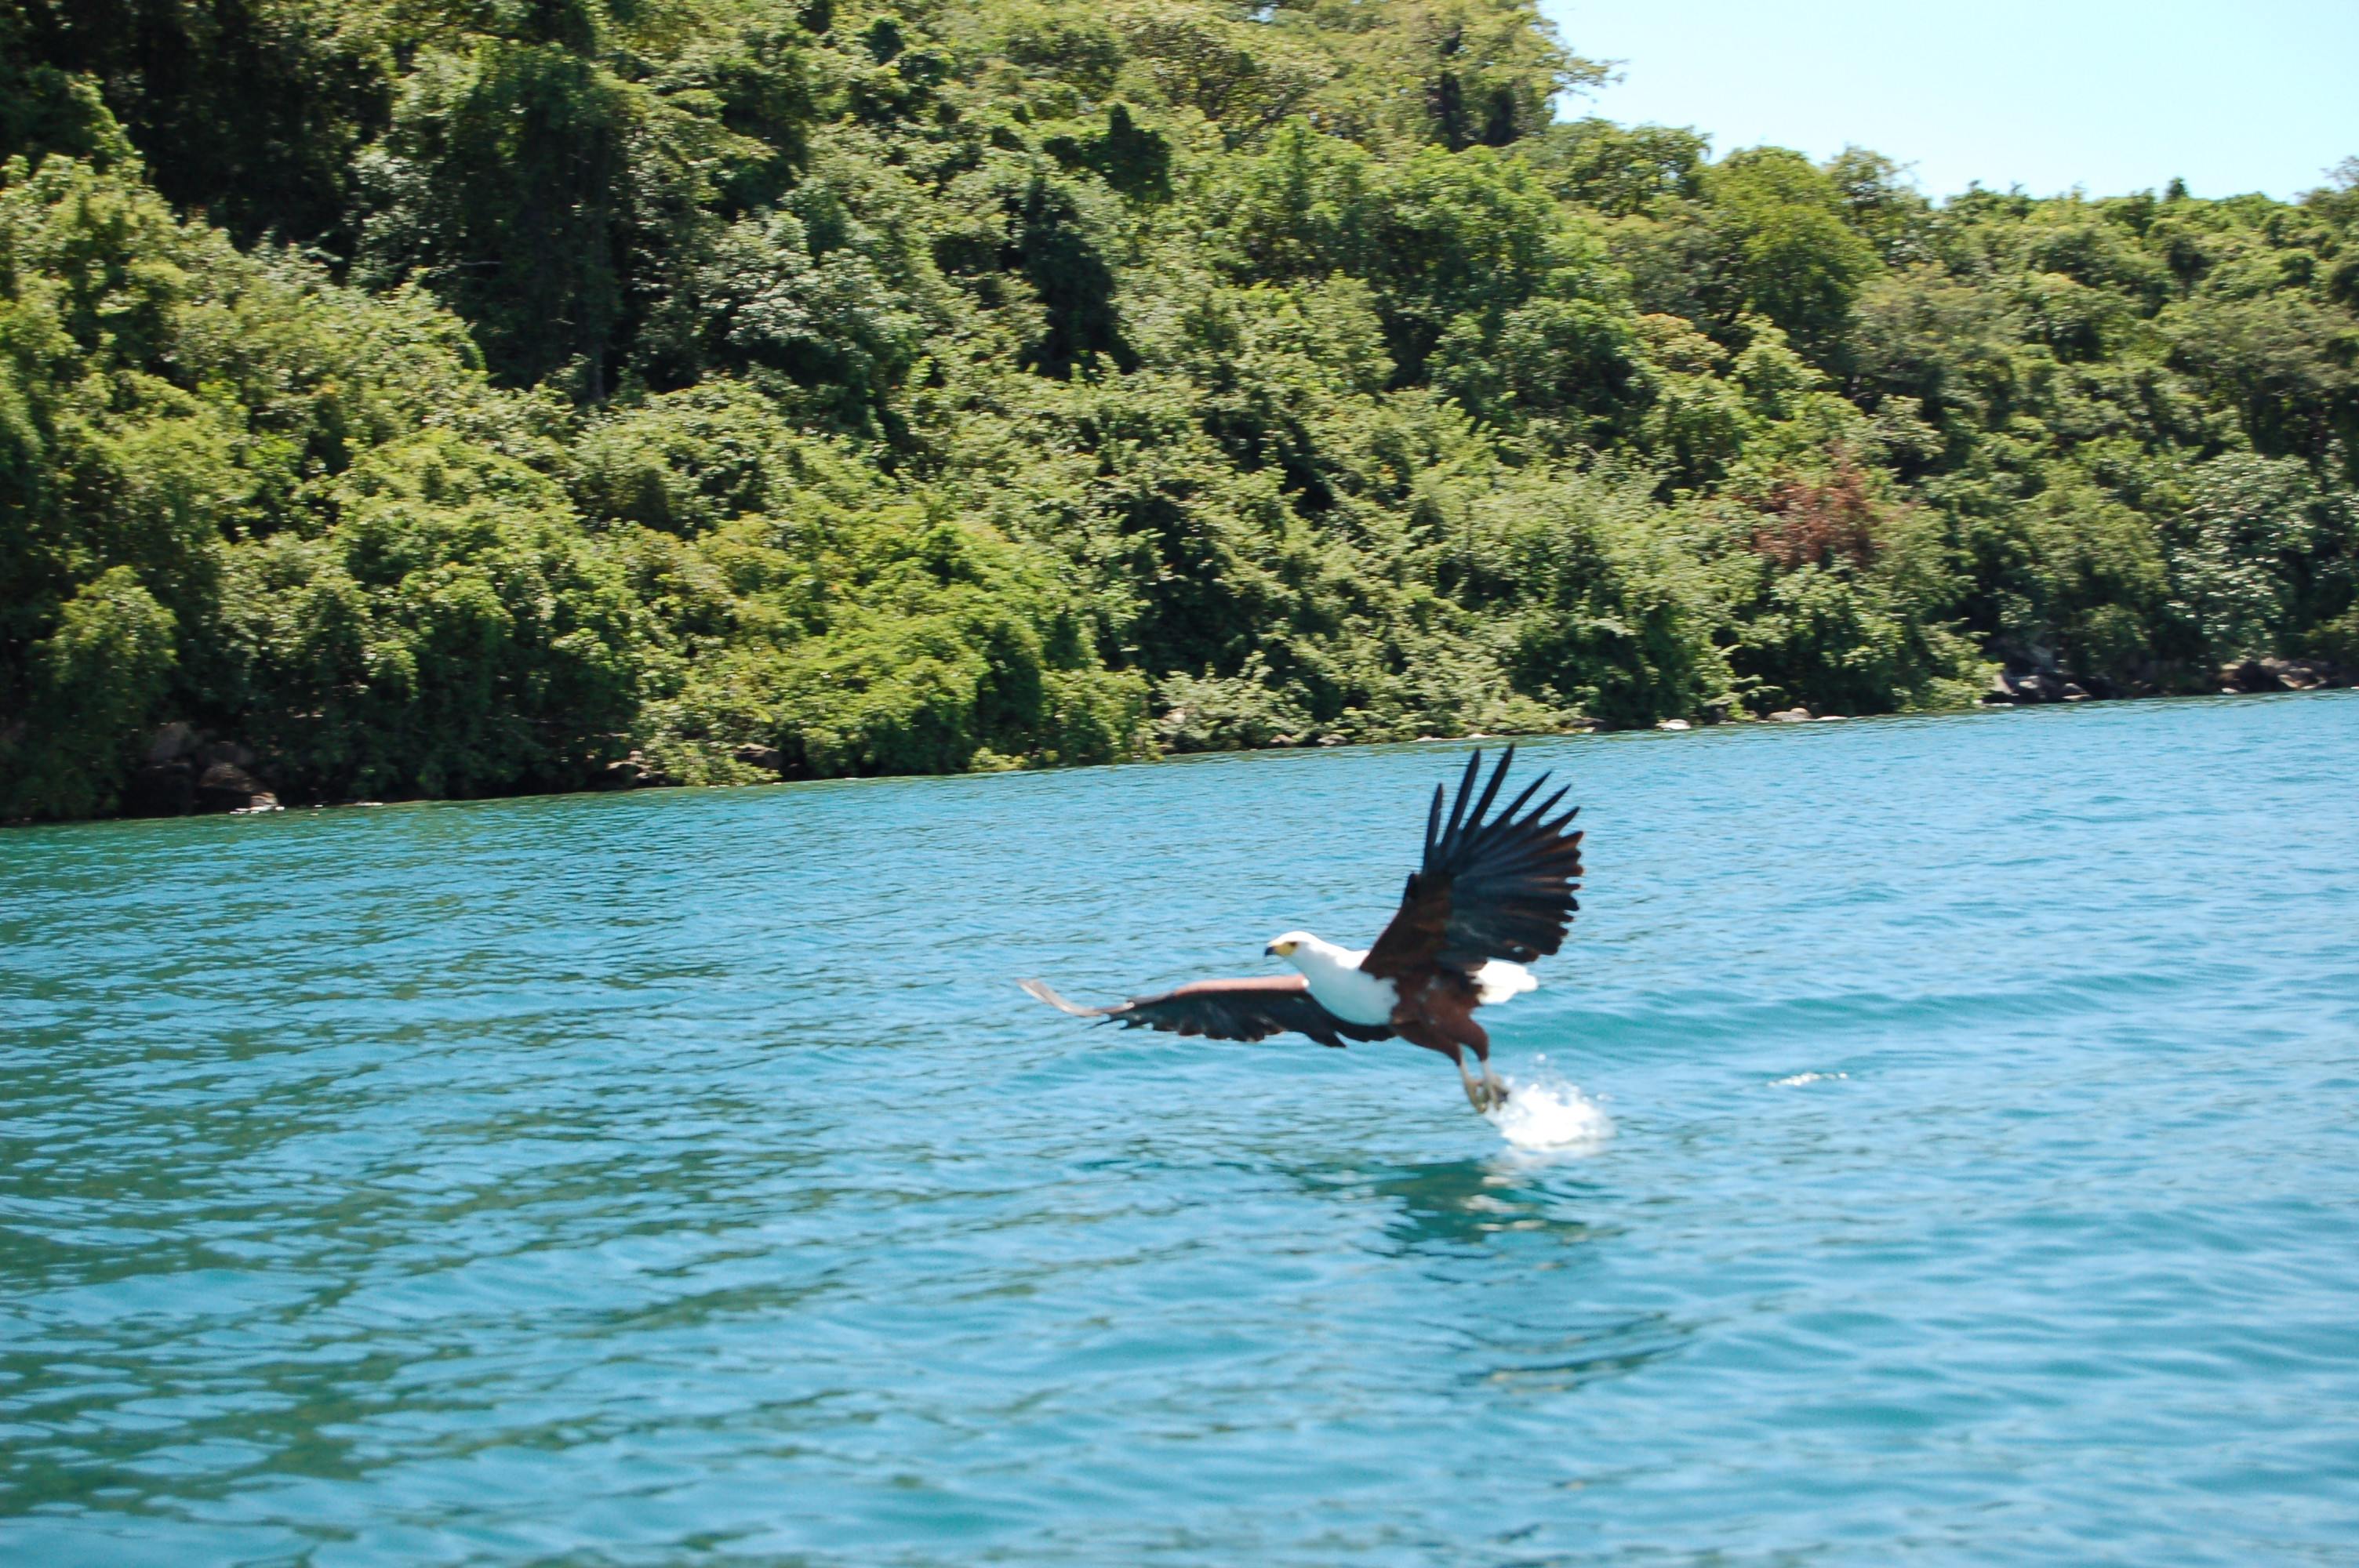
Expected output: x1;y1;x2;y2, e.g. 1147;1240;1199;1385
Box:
2;0;2354;818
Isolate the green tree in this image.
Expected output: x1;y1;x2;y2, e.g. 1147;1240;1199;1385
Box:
1;566;176;818
1703;147;1881;356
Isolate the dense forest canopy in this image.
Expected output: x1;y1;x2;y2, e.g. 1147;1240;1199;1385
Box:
2;0;2354;818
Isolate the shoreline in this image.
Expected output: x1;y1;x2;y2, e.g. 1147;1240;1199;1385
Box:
15;674;2350;832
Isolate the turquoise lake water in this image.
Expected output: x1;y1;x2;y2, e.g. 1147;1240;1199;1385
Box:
5;694;2357;1565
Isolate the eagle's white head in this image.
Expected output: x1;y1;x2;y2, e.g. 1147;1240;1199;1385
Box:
1263;930;1323;961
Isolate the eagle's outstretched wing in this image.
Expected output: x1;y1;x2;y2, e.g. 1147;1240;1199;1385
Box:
1361;745;1583;979
1020;976;1394;1049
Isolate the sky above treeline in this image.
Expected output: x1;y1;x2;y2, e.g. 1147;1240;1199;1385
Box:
1547;0;2357;201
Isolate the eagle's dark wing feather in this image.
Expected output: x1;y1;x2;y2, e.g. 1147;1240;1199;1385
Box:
1361;745;1583;978
1020;976;1392;1049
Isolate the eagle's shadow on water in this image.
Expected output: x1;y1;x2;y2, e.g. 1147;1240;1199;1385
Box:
1315;1154;1605;1258
1289;1154;1690;1392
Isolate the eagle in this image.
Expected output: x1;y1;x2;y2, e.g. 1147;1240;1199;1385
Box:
1021;746;1584;1112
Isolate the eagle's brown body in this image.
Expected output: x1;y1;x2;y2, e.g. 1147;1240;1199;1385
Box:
1388;966;1490;1066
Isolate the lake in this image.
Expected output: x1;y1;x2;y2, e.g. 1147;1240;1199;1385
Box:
4;693;2357;1565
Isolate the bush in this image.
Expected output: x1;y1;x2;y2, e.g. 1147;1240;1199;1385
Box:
2;0;2354;822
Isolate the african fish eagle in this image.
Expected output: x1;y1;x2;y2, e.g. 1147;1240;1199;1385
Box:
1021;746;1583;1112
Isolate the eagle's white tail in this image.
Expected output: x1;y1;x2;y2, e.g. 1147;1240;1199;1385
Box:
1475;960;1538;1005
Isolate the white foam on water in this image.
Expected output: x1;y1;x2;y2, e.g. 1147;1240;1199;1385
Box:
1485;1058;1613;1153
1770;1071;1849;1087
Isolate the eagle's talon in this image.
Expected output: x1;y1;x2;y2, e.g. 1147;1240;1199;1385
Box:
1460;1063;1511;1114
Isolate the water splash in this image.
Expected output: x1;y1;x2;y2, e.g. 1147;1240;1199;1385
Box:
1770;1071;1849;1087
1487;1058;1613;1152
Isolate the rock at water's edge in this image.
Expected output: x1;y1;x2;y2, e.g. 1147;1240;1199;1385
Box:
195;763;272;813
2219;657;2346;693
595;750;674;790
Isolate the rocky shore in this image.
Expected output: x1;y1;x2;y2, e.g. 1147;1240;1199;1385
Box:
122;724;284;816
1978;655;2352;708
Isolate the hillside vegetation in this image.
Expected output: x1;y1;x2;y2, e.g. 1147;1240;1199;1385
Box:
4;0;2356;818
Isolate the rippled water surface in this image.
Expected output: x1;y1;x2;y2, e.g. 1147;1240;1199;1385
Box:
6;695;2359;1565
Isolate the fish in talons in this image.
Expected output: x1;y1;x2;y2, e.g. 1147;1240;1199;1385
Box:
1022;747;1585;1115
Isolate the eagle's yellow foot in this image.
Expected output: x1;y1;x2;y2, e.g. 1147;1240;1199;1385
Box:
1482;1065;1510;1109
1458;1060;1508;1113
